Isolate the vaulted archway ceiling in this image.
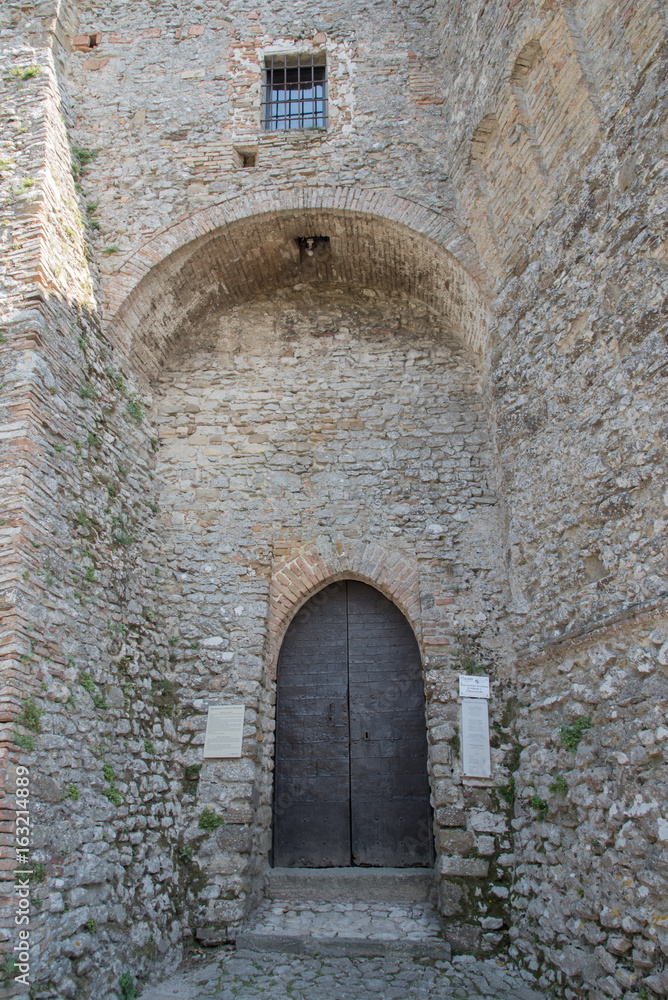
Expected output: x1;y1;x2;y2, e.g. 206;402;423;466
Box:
107;206;489;380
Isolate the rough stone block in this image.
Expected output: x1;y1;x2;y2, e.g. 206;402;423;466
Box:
476;835;496;855
438;857;489;878
436;807;466;827
438;880;464;916
436;829;475;854
195;926;231;946
468;811;507;834
443;923;482;954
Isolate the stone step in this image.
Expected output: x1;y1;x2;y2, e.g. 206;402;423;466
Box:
267;866;437;903
235;933;452;960
235;897;451;961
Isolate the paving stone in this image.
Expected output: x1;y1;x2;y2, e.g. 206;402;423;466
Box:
140;946;545;1000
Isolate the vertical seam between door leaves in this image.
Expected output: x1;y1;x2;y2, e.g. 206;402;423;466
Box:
345;580;353;866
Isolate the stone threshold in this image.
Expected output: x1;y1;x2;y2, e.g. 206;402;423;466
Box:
266;866;437;903
235;932;452;960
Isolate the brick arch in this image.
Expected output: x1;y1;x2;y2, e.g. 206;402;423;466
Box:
510;39;543;84
265;538;421;680
470;114;500;165
103;186;491;379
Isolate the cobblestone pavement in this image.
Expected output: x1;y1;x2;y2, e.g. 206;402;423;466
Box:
139;949;544;1000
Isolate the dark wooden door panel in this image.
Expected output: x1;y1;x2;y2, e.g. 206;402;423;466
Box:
273;579;433;869
347;581;433;867
348;793;434;867
273;582;351;867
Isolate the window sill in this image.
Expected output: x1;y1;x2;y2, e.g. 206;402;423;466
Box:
259;128;329;144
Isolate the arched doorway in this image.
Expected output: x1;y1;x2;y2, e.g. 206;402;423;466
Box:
272;580;433;868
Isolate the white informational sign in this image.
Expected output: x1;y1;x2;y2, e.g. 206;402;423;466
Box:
459;674;490;699
203;705;245;759
461;697;491;778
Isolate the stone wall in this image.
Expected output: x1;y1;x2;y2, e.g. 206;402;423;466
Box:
0;0;666;998
448;0;668;641
440;2;668;995
0;6;191;996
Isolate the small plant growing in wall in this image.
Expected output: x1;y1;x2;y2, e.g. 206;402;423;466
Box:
80;672;106;710
16;696;43;733
455;633;493;677
449;729;460;758
498;775;516;806
14;732;34;752
30;864;47;884
71;146;99;173
198;807;225;832
184;764;201;796
559;716;592;752
85;917;97;934
529;795;549;820
549;774;568;794
85;200;100;230
8;65;41;81
124;394;144;425
459;655;486;675
79;671;97;694
111;514;134;547
102;762;123;807
74;509;92;531
118;972;138;1000
64;784;80;801
2;957;17;986
107;619;128;636
105;367;126;394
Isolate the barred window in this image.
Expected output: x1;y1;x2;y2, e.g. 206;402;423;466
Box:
262;53;327;131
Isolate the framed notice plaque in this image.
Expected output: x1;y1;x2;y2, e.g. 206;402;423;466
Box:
203;705;245;758
459;674;490;699
461;697;491;778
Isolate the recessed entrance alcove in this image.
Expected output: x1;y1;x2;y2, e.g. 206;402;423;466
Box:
154;272;502;937
128;198;503;949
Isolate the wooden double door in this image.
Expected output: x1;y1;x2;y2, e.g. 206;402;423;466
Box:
273;580;433;868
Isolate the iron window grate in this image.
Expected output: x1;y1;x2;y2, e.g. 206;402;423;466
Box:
263;53;327;132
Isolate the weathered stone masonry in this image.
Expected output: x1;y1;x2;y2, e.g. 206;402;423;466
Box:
0;1;666;999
